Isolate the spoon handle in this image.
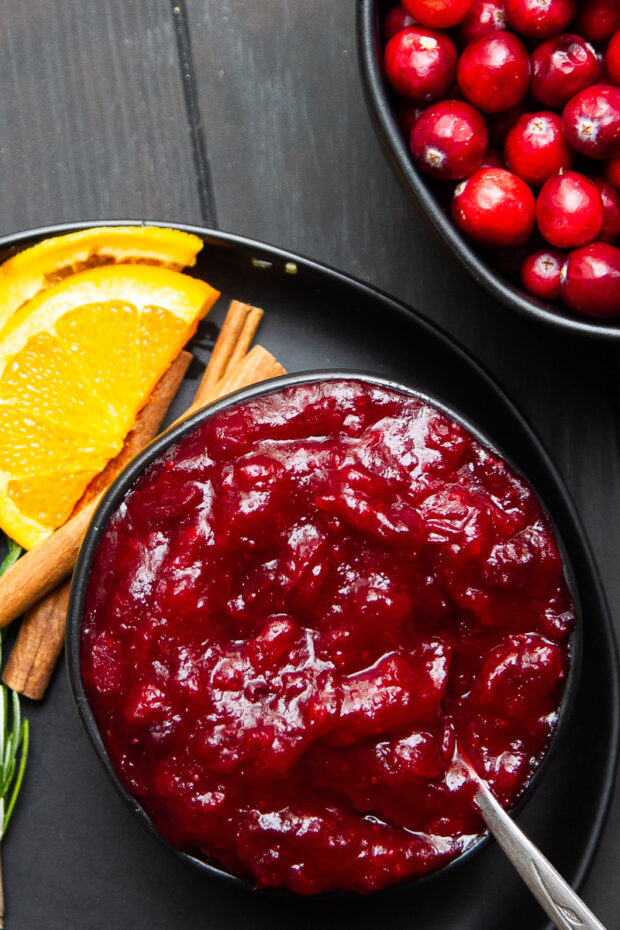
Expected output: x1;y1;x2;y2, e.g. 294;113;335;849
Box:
475;783;606;930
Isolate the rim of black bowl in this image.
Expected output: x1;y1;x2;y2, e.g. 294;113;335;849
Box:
356;0;620;340
67;367;583;896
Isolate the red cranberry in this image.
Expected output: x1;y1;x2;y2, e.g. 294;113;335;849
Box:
561;242;620;316
504;0;576;39
385;27;458;102
606;30;620;85
458;0;507;44
531;34;602;109
411;100;489;179
574;0;620;45
592;176;620;241
397;100;426;136
384;5;418;41
457;32;531;114
536;170;604;247
605;154;620;187
452;167;536;246
562;84;620;159
521;248;565;299
480;148;506;167
504;111;573;186
402;0;477;29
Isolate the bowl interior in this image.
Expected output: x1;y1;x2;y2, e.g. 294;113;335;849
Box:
356;0;620;340
67;369;582;894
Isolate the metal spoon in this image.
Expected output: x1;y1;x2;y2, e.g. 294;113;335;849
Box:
464;759;607;930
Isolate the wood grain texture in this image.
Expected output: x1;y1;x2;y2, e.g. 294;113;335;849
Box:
0;0;202;234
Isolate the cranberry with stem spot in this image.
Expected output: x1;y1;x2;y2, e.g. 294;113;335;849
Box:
504;111;573;186
562;84;620;159
536;169;604;247
402;0;477;29
561;242;620;316
458;0;506;45
504;0;576;40
521;248;566;300
531;34;602;110
457;31;531;114
452;167;536;247
411;100;488;179
385;27;458;102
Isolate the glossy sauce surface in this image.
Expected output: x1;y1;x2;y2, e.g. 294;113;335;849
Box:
82;379;574;894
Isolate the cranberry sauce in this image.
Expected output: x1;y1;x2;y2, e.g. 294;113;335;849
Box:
81;378;574;895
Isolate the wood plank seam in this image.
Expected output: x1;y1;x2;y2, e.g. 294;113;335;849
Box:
170;0;219;228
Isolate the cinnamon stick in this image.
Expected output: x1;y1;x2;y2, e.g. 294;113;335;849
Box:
2;351;192;696
194;344;285;410
196;300;263;399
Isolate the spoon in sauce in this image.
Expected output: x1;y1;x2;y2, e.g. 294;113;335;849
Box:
460;754;607;930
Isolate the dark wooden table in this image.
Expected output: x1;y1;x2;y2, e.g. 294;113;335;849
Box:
1;3;618;927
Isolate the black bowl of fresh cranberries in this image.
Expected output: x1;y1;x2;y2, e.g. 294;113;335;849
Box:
357;0;620;336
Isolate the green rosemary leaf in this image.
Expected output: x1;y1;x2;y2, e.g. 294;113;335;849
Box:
3;720;29;833
0;536;29;839
0;540;21;576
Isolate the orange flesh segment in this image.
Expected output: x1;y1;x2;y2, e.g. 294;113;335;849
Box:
0;261;219;548
0;225;204;332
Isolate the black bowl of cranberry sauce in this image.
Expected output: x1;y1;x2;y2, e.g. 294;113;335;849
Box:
356;0;620;339
67;372;579;896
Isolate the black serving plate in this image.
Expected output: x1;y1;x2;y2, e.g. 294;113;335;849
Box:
1;221;617;930
356;0;620;341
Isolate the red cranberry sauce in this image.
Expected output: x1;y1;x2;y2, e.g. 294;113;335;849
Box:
81;379;574;895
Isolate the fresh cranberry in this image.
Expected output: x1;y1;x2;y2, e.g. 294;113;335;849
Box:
458;0;507;44
605;154;620;187
411;100;488;179
452;167;536;246
457;31;531;114
536;170;604;247
606;30;620;85
384;5;417;42
504;112;573;186
396;99;426;136
504;0;576;39
562;84;620;159
401;0;477;29
521;247;565;299
531;34;602;109
561;242;620;316
573;0;620;45
592;176;620;241
385;27;458;102
480;148;506;167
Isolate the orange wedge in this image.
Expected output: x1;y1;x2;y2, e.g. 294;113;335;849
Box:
0;263;219;549
0;225;204;332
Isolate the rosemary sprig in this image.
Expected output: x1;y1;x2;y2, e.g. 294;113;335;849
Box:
0;539;29;926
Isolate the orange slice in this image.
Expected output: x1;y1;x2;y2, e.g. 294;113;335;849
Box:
0;225;203;332
0;263;219;549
